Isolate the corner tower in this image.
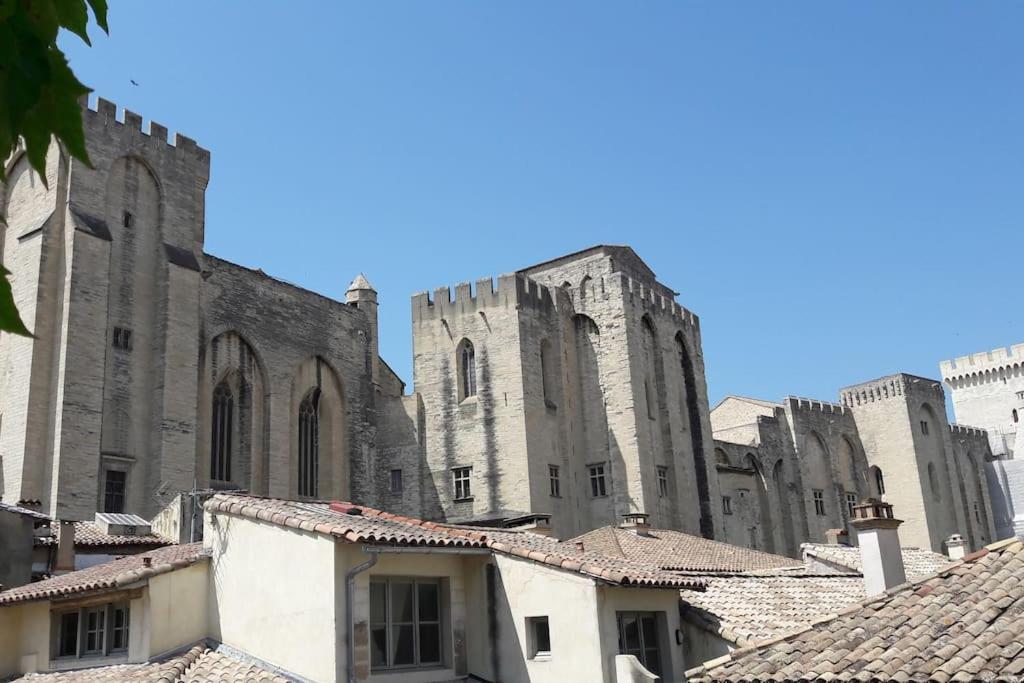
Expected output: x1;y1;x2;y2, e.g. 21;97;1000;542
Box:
410;246;722;539
0;97;210;519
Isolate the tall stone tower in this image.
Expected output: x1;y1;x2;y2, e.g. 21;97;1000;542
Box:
940;343;1024;459
411;246;722;539
0;98;209;519
840;374;979;552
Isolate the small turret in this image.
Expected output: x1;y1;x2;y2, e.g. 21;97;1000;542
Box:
347;274;379;386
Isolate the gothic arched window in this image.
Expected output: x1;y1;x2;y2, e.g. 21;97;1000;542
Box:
210;383;233;482
457;339;477;401
298;388;321;497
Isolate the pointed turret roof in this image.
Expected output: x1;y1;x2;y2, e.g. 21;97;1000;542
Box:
347;273;375;292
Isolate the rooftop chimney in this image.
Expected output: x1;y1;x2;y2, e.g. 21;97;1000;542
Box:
825;528;849;546
946;533;967;561
54;520;76;574
852;499;906;596
620;512;651;537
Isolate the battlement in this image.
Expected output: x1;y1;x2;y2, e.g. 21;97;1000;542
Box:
619;273;699;329
784;396;847;416
940;343;1024;384
840;373;943;407
411;272;558;323
949;423;988;439
79;95;210;180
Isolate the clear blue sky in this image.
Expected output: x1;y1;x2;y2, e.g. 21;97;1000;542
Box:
62;2;1021;408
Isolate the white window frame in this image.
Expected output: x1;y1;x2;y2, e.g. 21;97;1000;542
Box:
548;465;560;498
53;602;130;662
370;577;444;671
453;467;472;501
588;464;607;497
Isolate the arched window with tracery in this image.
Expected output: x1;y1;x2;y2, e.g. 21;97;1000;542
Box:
298;387;321;497
457;339;477;400
210;383;234;482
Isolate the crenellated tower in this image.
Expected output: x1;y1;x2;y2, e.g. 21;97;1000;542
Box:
0;96;209;519
409;246;722;539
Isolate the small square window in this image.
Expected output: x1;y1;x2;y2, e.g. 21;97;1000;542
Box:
527;616;551;658
657;466;669;497
549;465;560;498
112;326;133;352
722;495;733;515
813;489;826;516
588;464;607;497
390;469;403;494
453;467;472;501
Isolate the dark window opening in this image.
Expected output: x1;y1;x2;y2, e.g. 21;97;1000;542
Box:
210;383;234;482
103;469;126;513
298;388;321;497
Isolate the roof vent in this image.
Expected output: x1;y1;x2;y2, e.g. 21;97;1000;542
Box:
620;512;651;537
330;502;363;516
95;512;151;537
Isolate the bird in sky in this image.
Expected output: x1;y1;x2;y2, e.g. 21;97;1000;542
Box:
130;79;139;86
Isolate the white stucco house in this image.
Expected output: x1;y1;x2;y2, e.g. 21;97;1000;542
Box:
0;493;703;682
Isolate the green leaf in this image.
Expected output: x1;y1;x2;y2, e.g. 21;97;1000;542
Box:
54;0;92;45
0;266;32;337
85;0;108;33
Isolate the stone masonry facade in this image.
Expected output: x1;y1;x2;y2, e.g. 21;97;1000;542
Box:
0;99;1001;556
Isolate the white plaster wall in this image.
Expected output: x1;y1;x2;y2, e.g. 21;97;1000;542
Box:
0;605;24;677
490;554;605;683
597;586;687;683
146;561;209;657
346;547;471;683
205;513;338;682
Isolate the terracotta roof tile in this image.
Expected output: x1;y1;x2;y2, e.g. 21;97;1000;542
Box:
0;544;207;606
688;537;1024;681
206;494;705;590
10;645;292;682
568;526;802;572
682;573;869;646
34;521;173;549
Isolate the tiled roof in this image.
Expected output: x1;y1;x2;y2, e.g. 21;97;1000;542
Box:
34;521;173;548
205;495;489;547
802;542;952;581
0;544;207;606
0;501;50;521
568;526;802;573
484;528;706;589
206;494;704;590
687;537;1024;681
10;644;292;682
682;573;868;646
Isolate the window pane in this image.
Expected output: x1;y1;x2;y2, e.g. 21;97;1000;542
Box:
370;627;387;667
59;613;78;657
391;624;415;666
620;615;640;652
640;615;657;646
370;581;387;624
417;582;439;622
535;619;551;653
419;623;441;664
390;581;414;623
